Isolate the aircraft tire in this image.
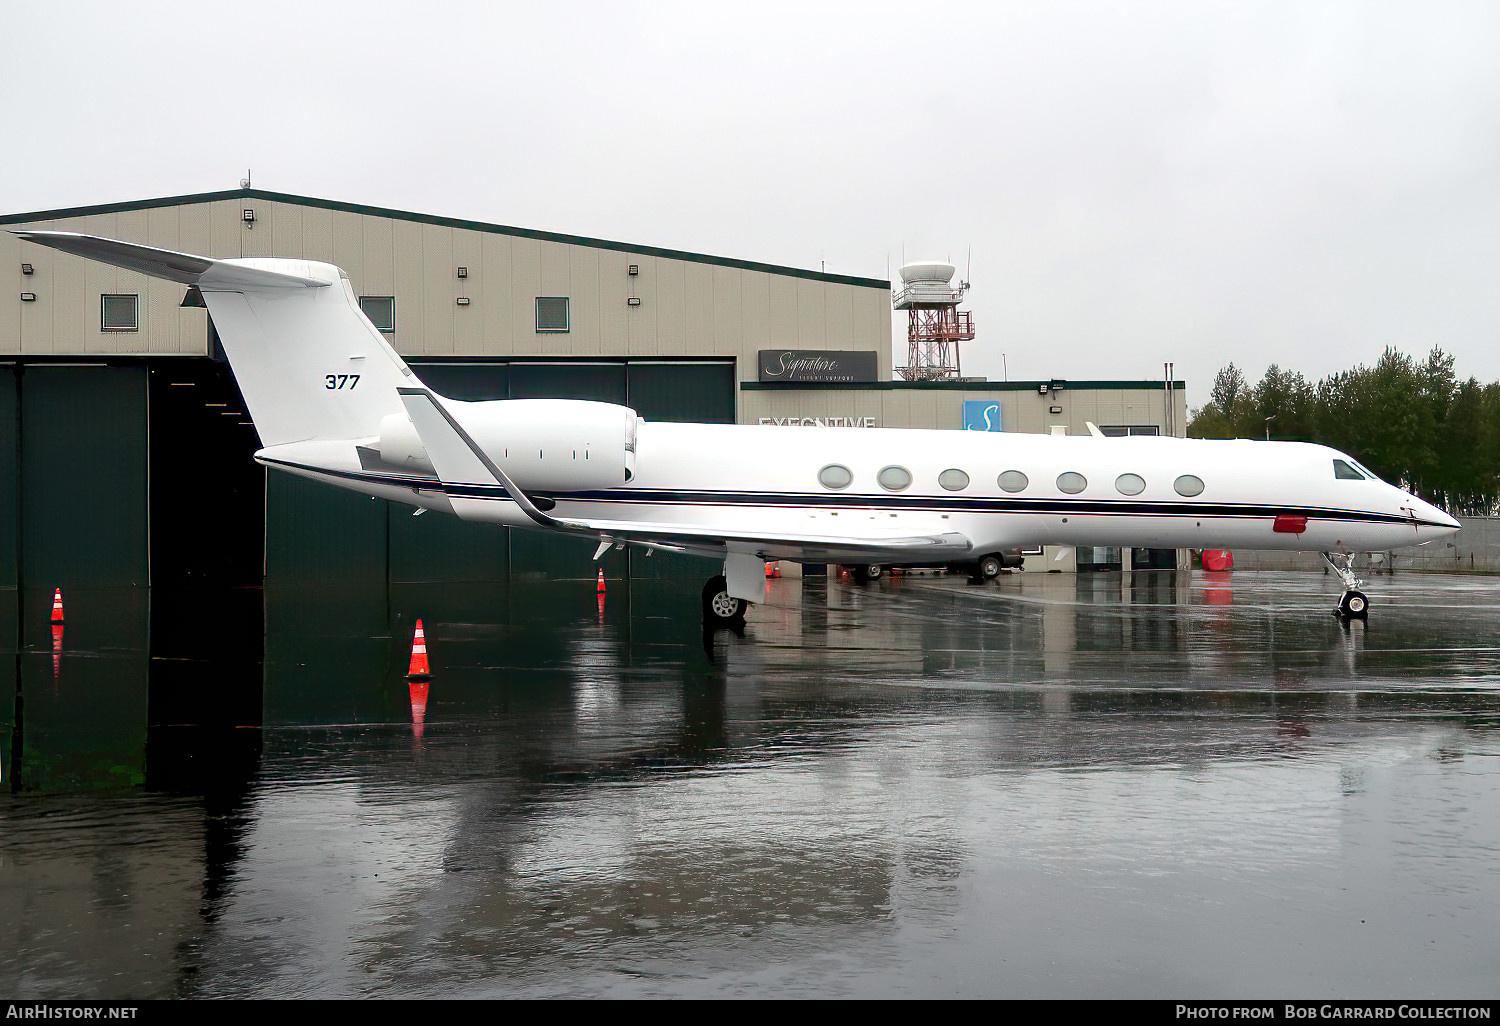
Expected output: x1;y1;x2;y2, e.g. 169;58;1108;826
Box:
977;554;1004;579
1338;590;1370;620
702;575;747;625
852;564;883;583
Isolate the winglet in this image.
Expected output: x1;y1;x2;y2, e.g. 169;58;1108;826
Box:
396;388;584;532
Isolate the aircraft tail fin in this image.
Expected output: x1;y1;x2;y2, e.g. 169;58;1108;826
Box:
12;231;416;447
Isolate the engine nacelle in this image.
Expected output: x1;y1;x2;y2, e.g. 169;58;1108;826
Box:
373;412;435;475
375;398;639;492
465;399;638;491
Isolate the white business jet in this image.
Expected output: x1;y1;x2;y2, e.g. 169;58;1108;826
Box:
14;231;1460;625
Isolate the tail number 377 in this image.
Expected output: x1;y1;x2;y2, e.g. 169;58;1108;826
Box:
325;374;361;389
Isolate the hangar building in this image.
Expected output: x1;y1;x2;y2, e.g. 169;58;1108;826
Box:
0;189;1188;592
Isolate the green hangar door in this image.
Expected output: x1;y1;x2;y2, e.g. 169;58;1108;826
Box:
262;359;736;588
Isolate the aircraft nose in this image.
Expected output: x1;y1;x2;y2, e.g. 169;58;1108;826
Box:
1409;495;1460;532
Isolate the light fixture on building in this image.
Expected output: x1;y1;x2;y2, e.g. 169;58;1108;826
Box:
456;297;471;306
21;263;33;275
242;208;256;224
1037;384;1049;395
457;267;468;278
1050;405;1063;414
20;292;36;302
628;265;639;276
627;297;642;307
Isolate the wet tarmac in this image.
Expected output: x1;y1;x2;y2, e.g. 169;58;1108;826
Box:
2;570;1499;998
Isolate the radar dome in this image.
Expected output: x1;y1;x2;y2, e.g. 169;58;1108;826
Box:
898;262;956;286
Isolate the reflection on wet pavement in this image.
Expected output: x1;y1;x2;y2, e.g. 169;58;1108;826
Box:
2;571;1499;997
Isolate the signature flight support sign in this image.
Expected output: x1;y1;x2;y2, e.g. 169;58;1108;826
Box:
757;350;879;383
963;400;1004;431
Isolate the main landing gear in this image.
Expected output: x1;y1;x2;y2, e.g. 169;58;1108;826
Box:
702;574;747;627
1322;552;1369;620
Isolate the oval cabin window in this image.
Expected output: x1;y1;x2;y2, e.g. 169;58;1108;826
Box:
1174;474;1205;497
1057;472;1087;494
938;469;970;491
818;464;853;490
877;465;912;491
1115;473;1146;496
998;470;1029;493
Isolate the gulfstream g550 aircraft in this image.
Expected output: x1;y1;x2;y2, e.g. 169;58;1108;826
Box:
14;230;1459;625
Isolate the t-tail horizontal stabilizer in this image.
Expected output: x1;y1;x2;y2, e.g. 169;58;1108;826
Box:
10;231;331;289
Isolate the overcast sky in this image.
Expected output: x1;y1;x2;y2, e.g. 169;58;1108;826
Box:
5;0;1498;406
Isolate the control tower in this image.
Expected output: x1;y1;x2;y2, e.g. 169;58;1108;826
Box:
893;261;975;381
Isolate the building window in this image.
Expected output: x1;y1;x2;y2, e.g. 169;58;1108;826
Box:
1115;473;1146;495
536;297;570;333
877;466;912;491
1057;472;1087;494
818;464;853;490
1100;425;1161;437
101;294;138;332
359;296;395;334
1174;474;1205;497
938;469;970;491
997;470;1029;493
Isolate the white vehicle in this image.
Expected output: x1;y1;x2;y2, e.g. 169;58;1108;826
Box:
14;231;1460;626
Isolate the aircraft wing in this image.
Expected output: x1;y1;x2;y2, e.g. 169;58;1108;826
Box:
396;387;973;562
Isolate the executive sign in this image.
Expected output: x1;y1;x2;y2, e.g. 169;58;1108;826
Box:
757;350;879;383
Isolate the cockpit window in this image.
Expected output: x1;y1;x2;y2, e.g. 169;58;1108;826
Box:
1333;459;1366;480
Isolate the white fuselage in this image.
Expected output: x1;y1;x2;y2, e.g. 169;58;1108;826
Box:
262;417;1460;563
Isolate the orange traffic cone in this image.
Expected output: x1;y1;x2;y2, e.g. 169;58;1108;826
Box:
407;619;431;678
596;568;606;593
50;588;64;624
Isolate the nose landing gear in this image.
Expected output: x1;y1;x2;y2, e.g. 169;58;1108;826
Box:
1322;552;1369;620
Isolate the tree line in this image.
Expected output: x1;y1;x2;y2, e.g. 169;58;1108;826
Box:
1186;347;1500;516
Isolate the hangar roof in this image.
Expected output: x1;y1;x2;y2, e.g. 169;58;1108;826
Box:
0;188;890;291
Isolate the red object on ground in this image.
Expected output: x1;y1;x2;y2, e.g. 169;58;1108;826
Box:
408;619;431;678
1202;549;1235;571
1273;514;1309;534
409;678;429;725
597;568;606;593
50;588;64;623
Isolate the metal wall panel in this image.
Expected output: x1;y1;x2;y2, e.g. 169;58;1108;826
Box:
393;220;427;352
19;366;148;588
265;473;388;588
655;258;686;349
766;274;798;351
418;224;456;357
301;203;336;263
0;370;17;588
711;266;741;350
479;232;512;353
451;227;483;354
509;238;541;347
568;245;602;352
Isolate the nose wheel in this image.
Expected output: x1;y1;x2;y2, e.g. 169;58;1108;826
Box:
1337;589;1369;619
1322;552;1370;620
